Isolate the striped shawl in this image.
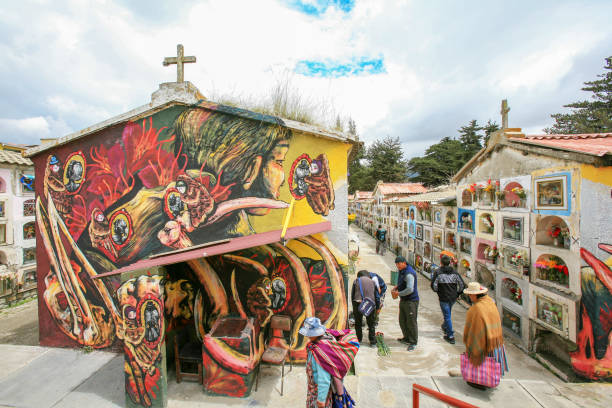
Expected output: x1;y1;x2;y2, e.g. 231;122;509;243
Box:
307;329;360;379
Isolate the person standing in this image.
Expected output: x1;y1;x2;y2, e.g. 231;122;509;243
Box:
351;270;378;346
369;271;387;327
374;225;387;255
431;255;465;344
462;282;509;390
391;256;419;351
300;317;358;408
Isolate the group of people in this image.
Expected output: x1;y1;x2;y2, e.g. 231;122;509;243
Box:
299;232;510;407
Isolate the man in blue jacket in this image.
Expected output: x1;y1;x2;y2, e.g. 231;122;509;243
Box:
391;255;419;351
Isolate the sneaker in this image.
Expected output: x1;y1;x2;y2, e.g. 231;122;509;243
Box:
406;344;416;351
444;336;456;344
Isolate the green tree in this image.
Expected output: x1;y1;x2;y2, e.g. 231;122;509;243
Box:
482;119;500;146
458;120;483;161
408;137;464;186
367;136;408;184
546;56;612;134
347;119;376;193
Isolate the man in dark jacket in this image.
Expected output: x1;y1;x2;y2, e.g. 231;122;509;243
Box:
351;270;379;346
431;255;465;344
391;256;419;351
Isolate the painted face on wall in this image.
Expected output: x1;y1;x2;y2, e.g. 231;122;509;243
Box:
249;140;289;215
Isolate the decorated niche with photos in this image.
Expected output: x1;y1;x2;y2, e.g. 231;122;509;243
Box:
534;173;570;213
535;215;571;250
459;235;472;255
476;238;498;265
478;212;496;237
499;244;529;277
500;215;526;246
415;239;423;255
423;226;432;242
408;237;415;252
423;242;432;260
23;222;36;240
461;188;473;207
433;207;443;226
416;202;432;223
445;231;457;250
535;293;567;334
23;247;36;264
501;277;523;306
416;224;423;240
433;247;442;265
477;180;498;207
500;180;528;209
459;257;472;278
535;254;569;288
445;209;456;229
502;307;522;338
23;199;35;217
433;228;443;248
415;254;423;271
458;208;475;234
423;261;434;280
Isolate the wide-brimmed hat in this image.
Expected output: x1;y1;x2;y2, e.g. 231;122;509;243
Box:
463;282;488;295
299;317;326;337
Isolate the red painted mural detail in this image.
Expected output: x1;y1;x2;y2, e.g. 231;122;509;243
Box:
571;244;612;381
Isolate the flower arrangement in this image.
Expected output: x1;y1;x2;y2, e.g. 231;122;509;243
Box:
511;187;527;199
502;278;523;305
483;178;496;192
445;213;456;228
447;233;456;248
510;252;527;266
482;214;494;234
461;259;470;269
416;202;431;221
535;255;569;286
415;255;423;269
348;213;356;224
539;301;563;329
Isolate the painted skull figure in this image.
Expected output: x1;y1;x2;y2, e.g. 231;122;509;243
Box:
116;275;164;408
44;155;72;216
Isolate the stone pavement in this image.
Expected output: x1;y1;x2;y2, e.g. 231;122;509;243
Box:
0;225;610;407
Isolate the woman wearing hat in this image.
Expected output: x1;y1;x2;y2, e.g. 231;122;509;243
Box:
299;317;359;408
462;282;509;389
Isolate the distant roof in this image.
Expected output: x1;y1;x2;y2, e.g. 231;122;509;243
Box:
509;133;612;157
0;150;33;166
375;182;427;196
348;194;354;201
354;191;373;200
395;188;456;204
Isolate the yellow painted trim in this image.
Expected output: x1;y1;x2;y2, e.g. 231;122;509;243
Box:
581;164;612;187
280;197;296;240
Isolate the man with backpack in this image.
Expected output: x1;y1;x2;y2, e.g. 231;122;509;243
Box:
375;225;387;255
431;255;465;344
351;270;379;346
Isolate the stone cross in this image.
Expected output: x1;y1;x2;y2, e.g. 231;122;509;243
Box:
163;44;196;83
501;99;510;129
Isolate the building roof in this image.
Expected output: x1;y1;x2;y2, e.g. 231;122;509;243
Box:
509;133;612;157
25;82;355;158
0;149;33;166
354;191;373;200
375;182;427;196
394;188;456;204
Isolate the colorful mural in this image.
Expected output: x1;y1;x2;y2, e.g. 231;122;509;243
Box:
32;101;350;404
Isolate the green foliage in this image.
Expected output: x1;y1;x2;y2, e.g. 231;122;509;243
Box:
458;120;483;161
545;56;612;134
367;136;409;183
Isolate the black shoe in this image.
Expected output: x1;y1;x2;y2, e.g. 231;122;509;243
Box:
406;344;416;351
467;381;489;391
444;335;456;344
397;338;409;345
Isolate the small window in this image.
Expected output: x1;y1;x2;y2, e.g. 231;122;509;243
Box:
0;224;5;244
23;222;36;240
0;201;5;217
23;199;35;217
23;247;36;264
20;175;35;193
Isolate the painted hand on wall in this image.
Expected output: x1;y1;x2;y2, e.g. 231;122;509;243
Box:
289;153;335;216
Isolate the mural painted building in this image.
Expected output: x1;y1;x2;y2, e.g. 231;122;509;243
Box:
0;146;37;307
352;127;612;382
25;79;355;406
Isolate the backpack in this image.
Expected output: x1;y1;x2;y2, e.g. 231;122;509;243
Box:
377;229;387;242
357;278;376;317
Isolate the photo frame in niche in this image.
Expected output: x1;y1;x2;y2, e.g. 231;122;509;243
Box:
459;235;472;255
502;216;523;245
415;239;423;255
535;294;565;332
423;242;432;260
534;174;568;211
458;208;475;234
433;208;442;225
499;244;528;277
445;231;457;249
433;228;443;249
416;224;423;240
23;247;36;264
23;222;36;240
423;227;432;242
502;307;522;337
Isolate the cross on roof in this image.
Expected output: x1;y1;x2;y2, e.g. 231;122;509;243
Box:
501;99;510;129
163;44;196;83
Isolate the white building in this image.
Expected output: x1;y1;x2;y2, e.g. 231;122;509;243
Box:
0;147;37;307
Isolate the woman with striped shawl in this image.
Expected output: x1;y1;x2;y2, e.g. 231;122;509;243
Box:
463;282;509;390
299;317;359;408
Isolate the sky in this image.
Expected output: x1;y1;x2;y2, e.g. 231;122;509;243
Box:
1;0;611;159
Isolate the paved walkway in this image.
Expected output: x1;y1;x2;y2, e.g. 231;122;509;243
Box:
0;225;610;407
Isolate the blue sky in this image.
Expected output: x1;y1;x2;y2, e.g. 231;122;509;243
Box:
1;0;611;159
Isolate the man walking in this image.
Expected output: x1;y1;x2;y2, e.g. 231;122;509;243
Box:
351;270;379;346
431;255;465;344
391;256;419;351
375;225;387;255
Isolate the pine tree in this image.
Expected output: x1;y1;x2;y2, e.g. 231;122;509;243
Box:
367;136;408;184
482;120;500;146
546;56;612;134
458;120;483;160
408;137;464;186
